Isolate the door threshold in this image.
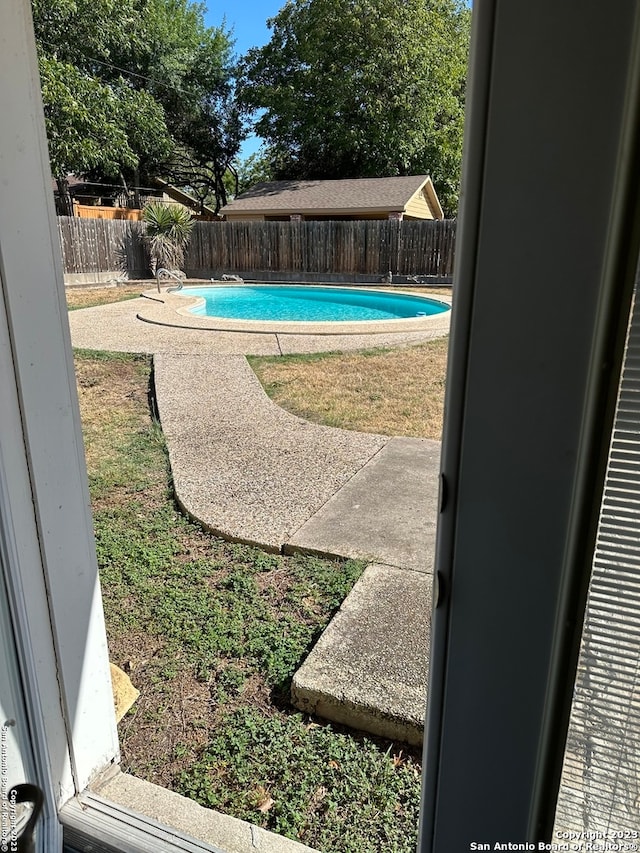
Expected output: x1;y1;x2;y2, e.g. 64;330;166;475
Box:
60;771;319;853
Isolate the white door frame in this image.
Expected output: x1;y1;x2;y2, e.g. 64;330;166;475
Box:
421;0;640;848
0;0;119;840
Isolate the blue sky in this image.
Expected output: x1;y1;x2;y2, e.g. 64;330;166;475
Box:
204;0;283;158
204;0;283;58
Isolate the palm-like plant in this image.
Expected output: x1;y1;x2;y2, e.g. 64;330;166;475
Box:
142;201;195;275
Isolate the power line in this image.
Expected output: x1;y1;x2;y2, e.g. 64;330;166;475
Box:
38;38;196;98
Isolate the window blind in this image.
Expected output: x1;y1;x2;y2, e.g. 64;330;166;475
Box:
556;284;640;832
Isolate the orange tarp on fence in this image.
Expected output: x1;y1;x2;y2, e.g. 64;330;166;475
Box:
73;203;142;221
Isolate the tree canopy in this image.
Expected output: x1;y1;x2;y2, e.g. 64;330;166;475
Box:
238;0;470;215
235;148;274;195
32;0;243;211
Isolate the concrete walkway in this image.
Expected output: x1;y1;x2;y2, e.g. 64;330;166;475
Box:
153;353;388;551
68;296;445;744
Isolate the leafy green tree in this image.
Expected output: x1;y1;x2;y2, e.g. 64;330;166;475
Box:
38;55;170;207
236;148;275;194
238;0;470;215
32;0;244;211
116;0;243;209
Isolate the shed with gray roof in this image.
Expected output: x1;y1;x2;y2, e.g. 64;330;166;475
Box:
220;175;444;222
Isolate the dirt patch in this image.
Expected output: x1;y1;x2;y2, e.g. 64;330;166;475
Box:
74;353;152;477
75;354;149;414
118;656;214;787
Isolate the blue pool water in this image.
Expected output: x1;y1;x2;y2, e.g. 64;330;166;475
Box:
186;285;449;322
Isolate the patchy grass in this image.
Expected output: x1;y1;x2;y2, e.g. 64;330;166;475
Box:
248;338;449;440
180;707;420;850
74;348;423;852
66;284;146;310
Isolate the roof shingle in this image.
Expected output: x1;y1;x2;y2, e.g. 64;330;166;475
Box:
221;175;432;215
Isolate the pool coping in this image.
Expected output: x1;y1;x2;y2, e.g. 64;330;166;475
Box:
136;285;452;336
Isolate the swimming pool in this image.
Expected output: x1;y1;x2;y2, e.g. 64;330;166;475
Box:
184;285;449;323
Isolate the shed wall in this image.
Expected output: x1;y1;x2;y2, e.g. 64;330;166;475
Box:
405;188;436;220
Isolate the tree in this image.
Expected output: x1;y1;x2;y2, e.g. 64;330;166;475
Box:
115;0;244;209
238;0;470;215
38;55;171;212
142;201;194;275
32;0;245;211
236;148;275;195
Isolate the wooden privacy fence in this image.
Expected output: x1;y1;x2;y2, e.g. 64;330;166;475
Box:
186;219;456;278
58;216;147;276
58;216;456;278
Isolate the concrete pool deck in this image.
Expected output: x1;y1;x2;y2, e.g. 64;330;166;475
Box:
68;294;446;744
69;293;451;355
137;287;452;336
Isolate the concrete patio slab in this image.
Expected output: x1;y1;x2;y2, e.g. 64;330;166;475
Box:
276;329;447;354
68;297;282;355
291;563;432;746
152;353;388;550
287;437;440;573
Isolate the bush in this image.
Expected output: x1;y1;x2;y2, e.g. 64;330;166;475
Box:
142;201;194;274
